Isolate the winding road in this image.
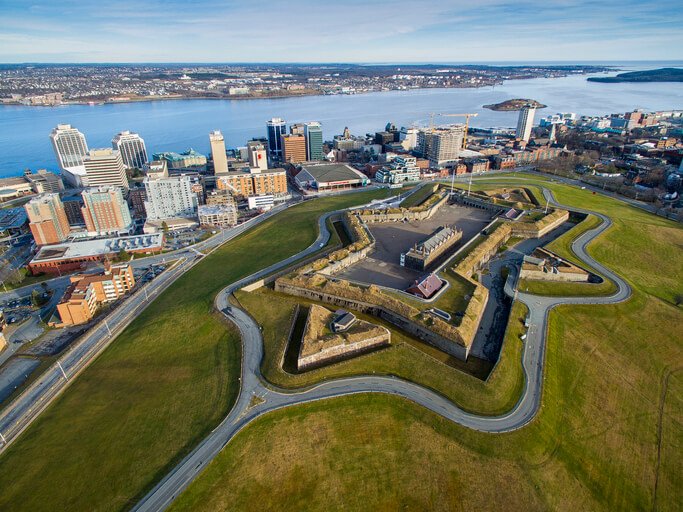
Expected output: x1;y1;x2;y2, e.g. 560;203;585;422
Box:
134;185;633;511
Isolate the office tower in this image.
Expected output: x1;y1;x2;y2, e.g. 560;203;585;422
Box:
81;186;133;236
24;169;65;194
516;105;536;143
290;123;305;135
304;122;323;161
266;118;286;159
83;149;129;190
112;131;148;169
281;134;307;164
247;141;268;171
420;126;465;167
143;176;199;220
50;124;89;187
209;130;228;174
24;193;71;246
399;126;419;151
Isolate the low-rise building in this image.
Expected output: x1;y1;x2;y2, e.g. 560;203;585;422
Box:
152;149;207;170
56;263;136;326
294;163;369;191
198;204;238;228
247;194;275;210
406;273;445;299
0;207;28;237
216;168;288;198
28;233;163;275
401;226;462;271
375;155;421;184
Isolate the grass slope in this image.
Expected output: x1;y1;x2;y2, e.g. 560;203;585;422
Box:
0;188;394;512
171;178;683;511
238;287;526;413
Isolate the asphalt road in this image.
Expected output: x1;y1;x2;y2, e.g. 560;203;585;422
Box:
134;184;632;511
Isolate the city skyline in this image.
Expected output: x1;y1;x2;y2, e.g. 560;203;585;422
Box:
1;0;682;63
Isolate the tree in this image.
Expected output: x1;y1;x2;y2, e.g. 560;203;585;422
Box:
161;221;169;233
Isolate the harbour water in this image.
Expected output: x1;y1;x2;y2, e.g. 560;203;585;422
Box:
1;69;682;177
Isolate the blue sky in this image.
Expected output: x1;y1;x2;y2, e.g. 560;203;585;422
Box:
1;0;681;63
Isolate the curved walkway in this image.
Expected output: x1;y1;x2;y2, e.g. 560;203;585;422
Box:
135;187;632;511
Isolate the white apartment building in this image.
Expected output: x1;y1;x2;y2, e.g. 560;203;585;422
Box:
143;176;199;220
516;105;537;142
112;131;148;169
50;124;89;187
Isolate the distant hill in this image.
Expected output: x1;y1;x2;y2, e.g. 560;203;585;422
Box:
587;67;683;83
483;99;547;111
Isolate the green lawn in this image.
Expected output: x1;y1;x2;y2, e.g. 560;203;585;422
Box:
518;214;618;297
0;188;396;512
171;177;683;512
399;183;435;208
237;286;527;412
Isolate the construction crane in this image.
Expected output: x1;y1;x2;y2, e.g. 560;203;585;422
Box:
428;112;478;149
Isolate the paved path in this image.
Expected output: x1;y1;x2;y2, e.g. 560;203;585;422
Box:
134;185;633;511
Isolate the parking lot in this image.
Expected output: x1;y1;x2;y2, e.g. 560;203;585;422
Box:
338;202;493;290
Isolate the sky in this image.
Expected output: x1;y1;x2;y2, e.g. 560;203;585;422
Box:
1;0;682;63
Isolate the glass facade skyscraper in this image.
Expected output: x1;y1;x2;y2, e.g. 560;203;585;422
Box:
266;118;286;160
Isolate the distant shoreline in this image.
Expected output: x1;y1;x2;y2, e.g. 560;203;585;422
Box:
0;78;575;108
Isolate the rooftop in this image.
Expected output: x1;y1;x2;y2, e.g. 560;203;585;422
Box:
301;163;366;183
31;233;163;263
0;207;28;230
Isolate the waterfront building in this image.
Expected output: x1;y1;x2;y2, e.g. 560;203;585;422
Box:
153;149;207;170
266;118;287;160
247;140;268;171
198;204;238;228
24;169;64;194
81;186;133;236
281;134;307;163
209;131;229;174
304;122;324;161
143;175;199;221
112;131;148;169
83;149;129;190
50;124;89;187
24;193;71;246
516;105;536;143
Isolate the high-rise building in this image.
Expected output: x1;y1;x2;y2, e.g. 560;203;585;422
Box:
304;122;323;161
83;149;129;190
112;131;148;169
247;141;268;171
81;186;133;236
516;105;536;143
143;176;199;221
419;126;465;167
24;169;65;194
266;118;286;160
209;131;228;174
290;123;305;135
281;134;307;164
50;124;89;187
399;126;419;151
24;193;71;246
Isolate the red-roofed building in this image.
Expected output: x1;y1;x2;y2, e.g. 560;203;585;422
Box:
406;273;444;299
